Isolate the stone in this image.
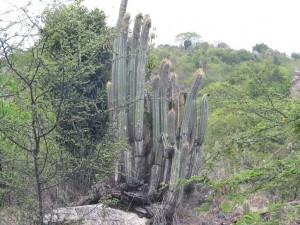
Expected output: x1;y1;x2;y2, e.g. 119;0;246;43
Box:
290;69;300;98
44;204;148;225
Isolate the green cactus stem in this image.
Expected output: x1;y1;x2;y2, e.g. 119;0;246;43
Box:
133;15;151;181
109;4;210;221
188;93;209;177
110;2;130;184
150;76;160;160
148;76;160;197
167;109;176;146
106;81;113;125
148;60;171;196
168;73;176;108
243;201;250;215
176;91;187;135
111;0;128;112
169;144;182;192
117;13;131;184
179;70;203;150
196;93;209;146
128;14;143;142
117;0;128;25
162;109;176;184
160;59;171;134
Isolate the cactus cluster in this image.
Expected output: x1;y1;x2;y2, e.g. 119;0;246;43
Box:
109;0;209;216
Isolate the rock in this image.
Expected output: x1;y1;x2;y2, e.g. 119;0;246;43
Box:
134;206;148;215
230;213;242;224
44;204;148;225
260;211;270;222
290;69;300;98
76;181;113;206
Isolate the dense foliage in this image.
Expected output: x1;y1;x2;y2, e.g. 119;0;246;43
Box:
39;2;115;192
41;2;113;153
1;0;300;223
0;1;120;224
153;36;300;223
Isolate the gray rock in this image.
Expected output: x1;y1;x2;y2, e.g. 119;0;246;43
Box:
44;204;148;225
290;69;300;98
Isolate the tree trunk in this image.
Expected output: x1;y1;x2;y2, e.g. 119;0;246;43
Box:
33;152;43;225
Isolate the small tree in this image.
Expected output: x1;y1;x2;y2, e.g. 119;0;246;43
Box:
175;32;201;49
291;52;300;60
0;1;118;223
252;43;270;54
40;1;114;192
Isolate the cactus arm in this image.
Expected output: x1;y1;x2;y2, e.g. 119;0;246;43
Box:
111;0;128;111
152;76;160;159
148;76;160;197
159;59;171;133
128;14;143;141
133;15;151;180
196;93;209;146
116;0;128;28
179;70;203;149
116;13;131;184
106;81;113;124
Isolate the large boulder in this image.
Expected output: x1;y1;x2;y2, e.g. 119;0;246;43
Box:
290;68;300;98
43;204;148;225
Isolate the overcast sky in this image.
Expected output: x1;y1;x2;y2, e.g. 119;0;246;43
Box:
84;0;300;55
1;0;300;55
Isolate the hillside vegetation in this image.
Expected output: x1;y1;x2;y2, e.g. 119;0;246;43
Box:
1;0;300;224
152;36;300;223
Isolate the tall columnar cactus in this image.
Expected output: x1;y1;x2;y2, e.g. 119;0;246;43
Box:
110;0;151;186
148;76;161;196
133;14;151;181
109;0;209;221
163;69;207;209
128;14;142;142
111;0;128;110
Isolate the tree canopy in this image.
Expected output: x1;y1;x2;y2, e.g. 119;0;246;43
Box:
175;32;201;49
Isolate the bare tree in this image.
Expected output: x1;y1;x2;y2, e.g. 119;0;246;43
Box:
0;1;118;224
